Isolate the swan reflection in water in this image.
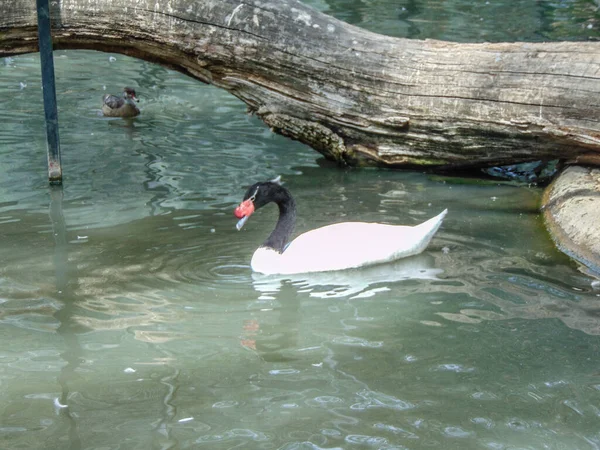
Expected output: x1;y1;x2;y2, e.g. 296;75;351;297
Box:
250;253;443;300
240;253;443;353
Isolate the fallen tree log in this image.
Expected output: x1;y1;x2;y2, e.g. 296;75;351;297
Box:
1;0;599;169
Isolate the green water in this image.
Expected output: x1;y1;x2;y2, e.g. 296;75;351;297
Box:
2;1;600;449
305;0;600;42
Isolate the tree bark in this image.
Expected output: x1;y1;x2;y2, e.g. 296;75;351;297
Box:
1;0;599;169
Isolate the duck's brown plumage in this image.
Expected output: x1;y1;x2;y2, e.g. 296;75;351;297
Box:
102;87;140;118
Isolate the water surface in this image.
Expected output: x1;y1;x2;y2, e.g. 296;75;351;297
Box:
2;2;600;449
305;0;600;42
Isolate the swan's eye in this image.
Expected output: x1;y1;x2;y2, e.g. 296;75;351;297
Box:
249;187;259;202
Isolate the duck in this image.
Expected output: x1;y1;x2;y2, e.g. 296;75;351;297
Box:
102;87;140;117
234;176;448;275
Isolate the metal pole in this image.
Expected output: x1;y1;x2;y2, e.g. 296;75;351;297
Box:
36;0;63;184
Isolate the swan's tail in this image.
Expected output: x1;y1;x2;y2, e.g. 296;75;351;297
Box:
412;209;448;253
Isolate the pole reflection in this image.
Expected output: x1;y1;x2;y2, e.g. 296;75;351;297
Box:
49;185;82;449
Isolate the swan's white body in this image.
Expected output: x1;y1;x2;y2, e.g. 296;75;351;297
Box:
250;209;447;275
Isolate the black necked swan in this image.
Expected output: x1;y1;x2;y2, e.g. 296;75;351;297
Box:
102;87;140;117
234;177;448;275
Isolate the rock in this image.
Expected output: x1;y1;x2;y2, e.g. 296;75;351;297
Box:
483;160;559;183
542;166;600;276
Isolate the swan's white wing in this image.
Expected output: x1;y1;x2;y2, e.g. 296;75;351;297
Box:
280;223;415;272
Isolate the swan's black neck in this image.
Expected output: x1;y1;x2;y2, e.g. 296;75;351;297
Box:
262;187;296;253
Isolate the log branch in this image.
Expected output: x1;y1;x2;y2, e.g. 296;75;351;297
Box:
1;0;599;169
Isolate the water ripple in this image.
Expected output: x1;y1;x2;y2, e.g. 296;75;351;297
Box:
433;364;476;373
331;336;384;348
351;389;414;411
195;428;272;445
344;434;388;446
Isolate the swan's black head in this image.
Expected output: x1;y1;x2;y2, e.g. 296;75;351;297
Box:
234;176;290;230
